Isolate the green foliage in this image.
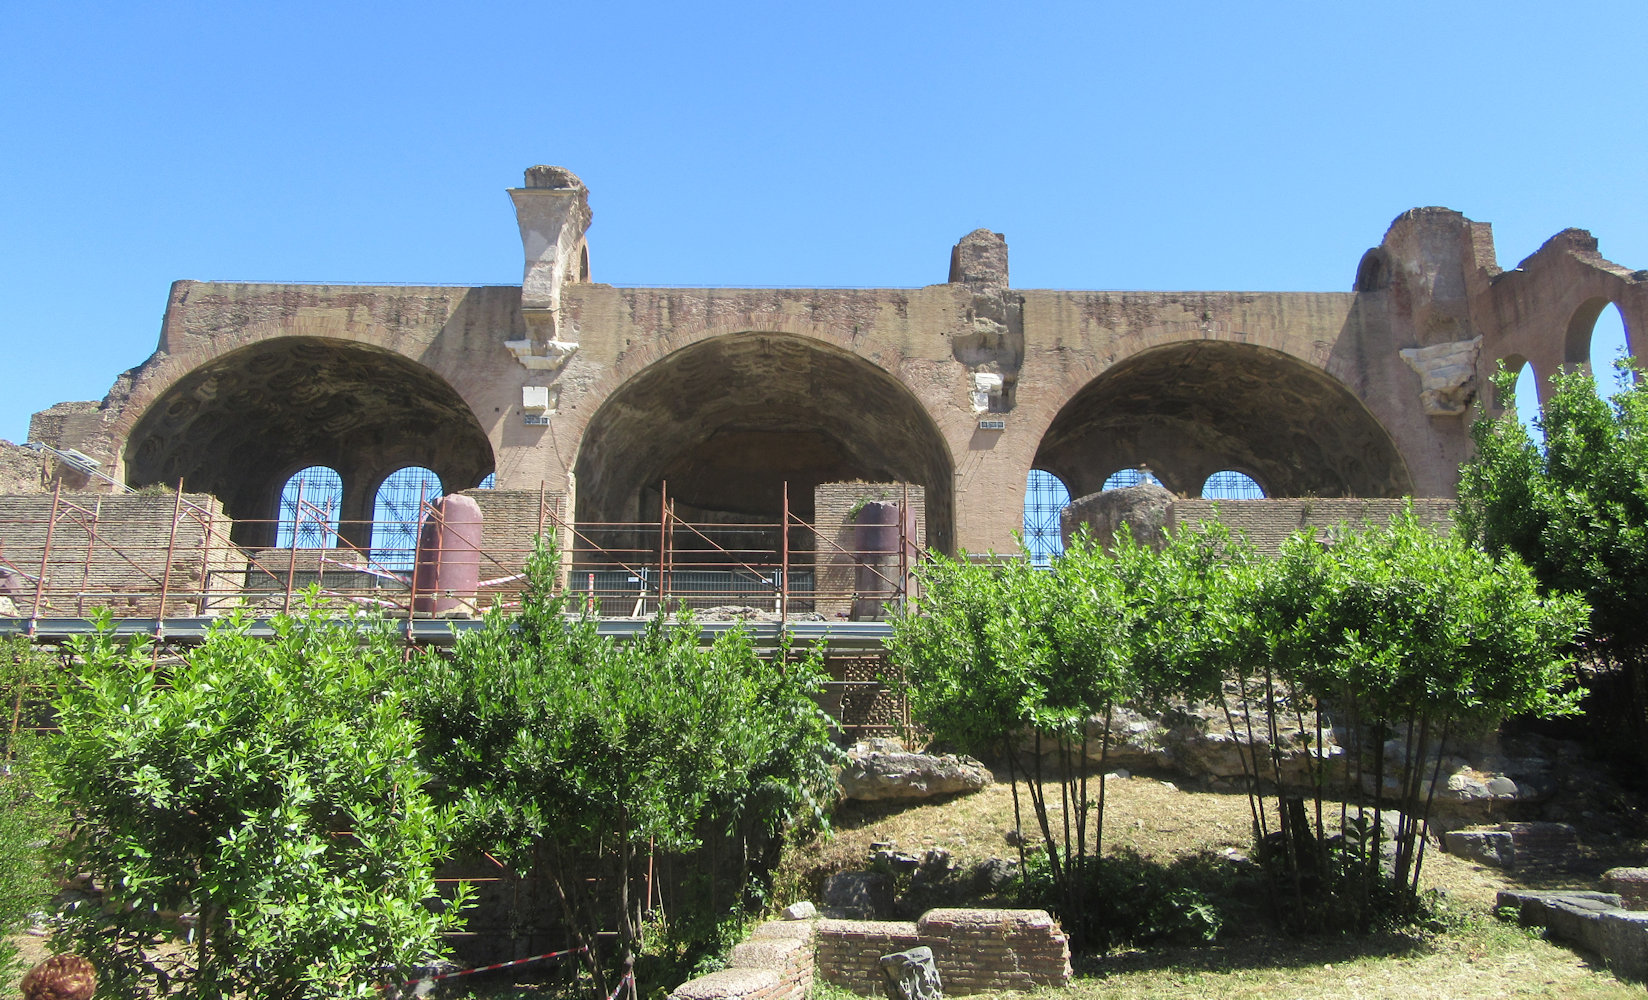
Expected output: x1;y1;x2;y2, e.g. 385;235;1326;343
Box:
895;509;1586;942
892;529;1171;947
49;602;464;1000
1208;510;1585;932
1459;360;1648;761
1020;848;1233;950
0;743;57;986
408;537;840;996
0;636;59;760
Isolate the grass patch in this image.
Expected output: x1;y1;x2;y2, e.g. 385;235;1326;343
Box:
775;766;1647;998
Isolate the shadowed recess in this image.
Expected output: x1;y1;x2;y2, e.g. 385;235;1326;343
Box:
124;337;493;546
574;332;954;553
1035;342;1411;500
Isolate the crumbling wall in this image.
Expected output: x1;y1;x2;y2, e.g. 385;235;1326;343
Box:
1169;497;1454;553
0;441;47;495
812;482;925;620
0;492;243;617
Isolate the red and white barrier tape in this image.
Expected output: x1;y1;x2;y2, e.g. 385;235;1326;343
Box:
385;944;586;993
606;970;636;1000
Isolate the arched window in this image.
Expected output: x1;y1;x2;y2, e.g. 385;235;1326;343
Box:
1201;471;1264;499
1102;468;1161;491
1023;469;1071;566
1589;302;1632;396
1512;360;1543;445
477;472;497;489
371;466;443;570
275;466;343;549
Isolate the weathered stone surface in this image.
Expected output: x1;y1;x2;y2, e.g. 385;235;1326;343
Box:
1400;336;1482;415
0;440;46;494
823;871;896;919
1061;483;1175;552
1499;890;1648;981
670;968;781;1000
1444;822;1579;870
839;749;993;802
781;900;818;920
879;946;941;1000
1603;869;1648;911
1446;828;1516;868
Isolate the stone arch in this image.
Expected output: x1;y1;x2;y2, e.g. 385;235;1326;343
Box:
124;336;494;547
573;332;955;553
1564;296;1633;370
1034;341;1412;501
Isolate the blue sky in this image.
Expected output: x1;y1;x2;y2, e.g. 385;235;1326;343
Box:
2;1;1642;445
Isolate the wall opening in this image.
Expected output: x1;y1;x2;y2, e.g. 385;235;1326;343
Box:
574;332;955;555
1023;469;1071;566
1201;470;1265;499
1102;468;1162;492
123;337;494;548
1034;342;1412;500
1589;302;1633;396
371;466;443;571
274;466;343;549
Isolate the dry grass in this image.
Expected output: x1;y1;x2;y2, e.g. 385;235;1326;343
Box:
780;766;1647;999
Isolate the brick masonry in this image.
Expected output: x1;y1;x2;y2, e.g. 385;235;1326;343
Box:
1169;497;1455;553
0;492;243;616
672;908;1070;1000
812;482;926;620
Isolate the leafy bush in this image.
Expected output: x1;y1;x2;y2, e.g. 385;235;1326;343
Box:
1459;361;1648;766
895;510;1586;940
0;638;62;986
50;604;464;999
408;538;840;997
1020;848;1234;950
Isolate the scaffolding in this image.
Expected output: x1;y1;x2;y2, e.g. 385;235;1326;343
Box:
0;481;922;740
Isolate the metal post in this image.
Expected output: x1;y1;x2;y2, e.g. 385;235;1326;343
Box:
156;482;185;623
76;496;98;616
899;482;910;609
30;482;61;630
657;480;668;615
283;476;303;616
199;501;214;615
780;482;789;627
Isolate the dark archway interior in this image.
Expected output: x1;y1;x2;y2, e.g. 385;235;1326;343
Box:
1035;342;1411;500
575;333;954;554
124;337;494;547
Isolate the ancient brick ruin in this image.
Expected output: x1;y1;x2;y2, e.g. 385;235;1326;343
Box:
6;167;1640;564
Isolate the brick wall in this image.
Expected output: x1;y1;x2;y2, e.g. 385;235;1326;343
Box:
671;920;817;1000
677;908;1069;1000
0;492;243;616
812;483;926;620
461;488;568;581
1169;498;1454;554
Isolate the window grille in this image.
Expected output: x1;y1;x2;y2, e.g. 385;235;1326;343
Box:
371;467;443;571
1102;468;1160;491
275;467;342;548
1023;469;1071;566
1201;470;1264;499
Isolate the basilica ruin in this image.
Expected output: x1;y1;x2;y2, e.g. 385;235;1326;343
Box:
3;165;1644;624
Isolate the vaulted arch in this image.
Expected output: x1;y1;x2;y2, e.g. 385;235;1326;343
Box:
124;337;493;547
574;332;955;553
1034;341;1412;500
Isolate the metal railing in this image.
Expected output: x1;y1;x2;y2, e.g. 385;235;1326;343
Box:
0;482;922;631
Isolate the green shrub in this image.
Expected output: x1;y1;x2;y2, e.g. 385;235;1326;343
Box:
50;603;465;1000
